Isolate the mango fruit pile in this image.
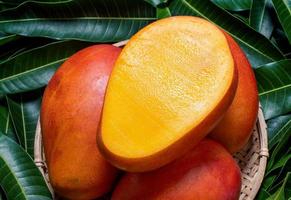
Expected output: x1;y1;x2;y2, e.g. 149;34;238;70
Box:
41;16;258;200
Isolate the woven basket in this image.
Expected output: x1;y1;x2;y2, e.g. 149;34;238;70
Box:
34;106;268;200
34;41;269;200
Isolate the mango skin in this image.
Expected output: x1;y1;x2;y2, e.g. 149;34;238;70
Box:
41;45;121;199
112;139;241;200
209;33;259;153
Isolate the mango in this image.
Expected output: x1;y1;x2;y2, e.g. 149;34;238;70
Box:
112;139;241;200
98;16;238;172
209;33;259;153
41;45;121;199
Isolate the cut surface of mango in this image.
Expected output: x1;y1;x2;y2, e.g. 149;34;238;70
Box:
99;16;236;170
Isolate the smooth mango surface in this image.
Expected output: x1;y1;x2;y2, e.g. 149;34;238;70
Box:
41;45;121;199
99;16;238;172
210;33;259;153
112;139;241;200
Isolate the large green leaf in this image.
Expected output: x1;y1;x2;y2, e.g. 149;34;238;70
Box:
0;132;52;200
0;0;156;42
145;0;168;7
0;106;17;142
0;0;72;3
272;0;291;44
266;172;291;200
0;32;19;46
0;37;55;64
0;2;16;12
167;0;284;67
267;153;291;176
255;59;291;120
258;114;291;198
157;7;171;18
0;187;7;200
211;0;252;11
267;127;290;172
271;28;291;55
267;114;291;150
0;40;91;95
250;0;274;38
257;188;272;200
268;166;291;198
6;89;42;158
261;144;290;193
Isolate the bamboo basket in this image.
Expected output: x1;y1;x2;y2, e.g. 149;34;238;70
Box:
34;41;269;200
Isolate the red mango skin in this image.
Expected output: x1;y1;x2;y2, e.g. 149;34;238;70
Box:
112;139;241;200
210;33;259;153
41;45;121;200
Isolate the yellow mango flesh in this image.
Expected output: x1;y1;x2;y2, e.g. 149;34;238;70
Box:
100;16;236;171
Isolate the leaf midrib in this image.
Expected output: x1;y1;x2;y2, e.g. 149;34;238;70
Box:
0;150;26;199
0;58;66;83
20;96;27;151
0;34;16;40
6;97;21;144
259;84;291;96
180;0;281;62
0;17;156;24
269;119;291;146
272;172;290;200
5;113;9;133
257;0;267;30
281;0;291;15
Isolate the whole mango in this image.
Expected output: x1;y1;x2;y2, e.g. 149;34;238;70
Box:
41;45;121;199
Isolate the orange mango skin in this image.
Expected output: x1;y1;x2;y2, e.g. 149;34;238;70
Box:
41;45;121;199
209;33;259;153
112;139;241;200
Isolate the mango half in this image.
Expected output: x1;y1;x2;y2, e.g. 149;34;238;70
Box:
98;16;238;172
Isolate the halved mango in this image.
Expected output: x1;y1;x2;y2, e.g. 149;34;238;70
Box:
98;16;238;172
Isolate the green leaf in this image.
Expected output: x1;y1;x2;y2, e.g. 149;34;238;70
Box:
0;133;52;200
266;172;291;200
0;40;91;95
267;127;290;172
271;28;291;55
262;174;278;191
0;188;6;200
233;13;249;24
157;7;171;19
167;0;284;67
0;2;16;12
272;0;291;44
250;0;274;38
267;114;291;149
0;32;19;46
269;154;291;191
6;89;42;158
267;153;291;176
286;52;291;58
255;59;291;119
0;0;156;42
257;188;272;200
0;0;73;3
262;150;290;192
145;0;168;7
0;37;54;64
0;106;17;142
211;0;252;11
